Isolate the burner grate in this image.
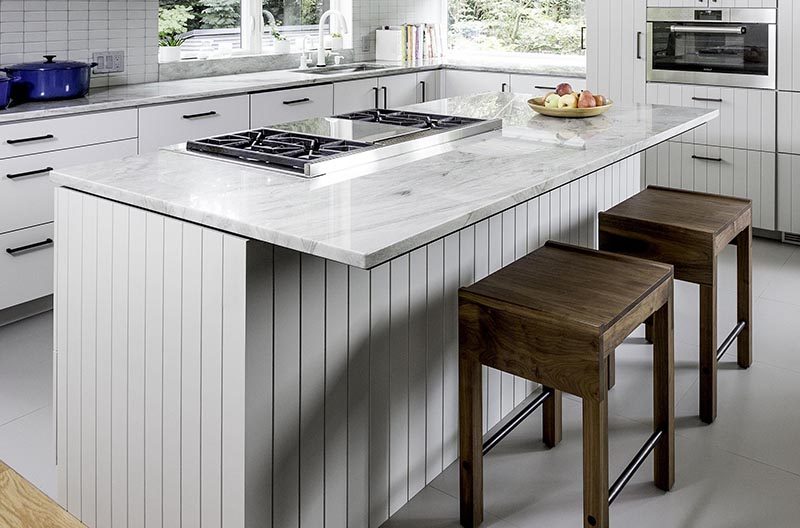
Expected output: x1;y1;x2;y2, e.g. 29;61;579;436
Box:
335;109;483;130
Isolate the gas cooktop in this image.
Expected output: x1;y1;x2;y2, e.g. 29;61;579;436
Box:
186;109;502;178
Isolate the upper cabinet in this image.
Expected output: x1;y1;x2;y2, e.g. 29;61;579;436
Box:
586;0;647;104
778;0;800;91
647;0;775;6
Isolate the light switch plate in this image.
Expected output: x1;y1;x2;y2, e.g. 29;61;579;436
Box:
92;50;125;74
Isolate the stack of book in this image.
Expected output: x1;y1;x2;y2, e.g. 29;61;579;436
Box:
375;24;444;62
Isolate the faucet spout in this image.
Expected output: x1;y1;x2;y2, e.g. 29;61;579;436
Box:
317;9;348;67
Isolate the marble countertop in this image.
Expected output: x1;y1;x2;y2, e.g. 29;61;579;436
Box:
51;93;717;269
0;56;585;124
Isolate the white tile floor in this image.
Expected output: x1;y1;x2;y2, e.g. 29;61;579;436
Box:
0;239;797;527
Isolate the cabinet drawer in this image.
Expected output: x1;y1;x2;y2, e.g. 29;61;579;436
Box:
509;74;585;96
445;70;510;98
778;154;800;234
333;79;378;115
0;223;54;310
138;94;250;152
644;142;775;230
0;109;137;160
0;139;138;235
645;83;776;152
416;70;441;103
251;85;334;127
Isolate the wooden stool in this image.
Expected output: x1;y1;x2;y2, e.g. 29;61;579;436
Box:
599;186;752;424
459;242;675;528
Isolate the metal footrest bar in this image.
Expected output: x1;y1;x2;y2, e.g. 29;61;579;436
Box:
717;321;747;362
608;429;664;505
482;389;551;456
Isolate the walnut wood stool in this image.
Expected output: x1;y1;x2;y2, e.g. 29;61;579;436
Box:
458;242;675;528
599;186;752;424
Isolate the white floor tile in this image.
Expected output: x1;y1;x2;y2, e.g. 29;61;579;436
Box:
0;353;52;427
761;248;800;307
751;297;800;374
718;238;795;298
0;405;56;499
381;486;518;528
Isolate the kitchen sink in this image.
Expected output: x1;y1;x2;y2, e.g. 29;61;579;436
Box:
292;63;392;75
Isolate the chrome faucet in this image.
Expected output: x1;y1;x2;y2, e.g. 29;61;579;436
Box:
317;9;348;67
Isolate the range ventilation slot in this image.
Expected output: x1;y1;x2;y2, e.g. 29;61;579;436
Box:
783;232;800;246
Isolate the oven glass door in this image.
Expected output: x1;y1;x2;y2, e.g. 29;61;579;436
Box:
650;22;770;77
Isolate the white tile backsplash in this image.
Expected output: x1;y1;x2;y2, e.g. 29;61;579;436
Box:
351;0;444;60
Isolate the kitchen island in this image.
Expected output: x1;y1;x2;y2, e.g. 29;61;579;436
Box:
50;93;716;528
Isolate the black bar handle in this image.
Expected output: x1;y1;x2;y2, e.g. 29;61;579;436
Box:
636;31;643;59
381;86;388;109
7;166;53;180
692;155;723;162
581;26;587;50
419;80;427;102
182;111;217;119
6;134;55;145
501;82;508;93
534;85;557;91
372;86;380;109
6;238;53;256
282;98;311;106
692;97;723;103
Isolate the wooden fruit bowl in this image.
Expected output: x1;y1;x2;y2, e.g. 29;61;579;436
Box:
528;96;613;118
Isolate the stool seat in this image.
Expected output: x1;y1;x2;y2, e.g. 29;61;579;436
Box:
599;186;753;424
458;241;675;528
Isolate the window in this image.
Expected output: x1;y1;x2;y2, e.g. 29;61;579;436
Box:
447;0;586;58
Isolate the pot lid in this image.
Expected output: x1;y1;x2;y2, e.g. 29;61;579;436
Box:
5;55;94;71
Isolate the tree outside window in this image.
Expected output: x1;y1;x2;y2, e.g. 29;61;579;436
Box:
448;0;586;56
158;0;329;33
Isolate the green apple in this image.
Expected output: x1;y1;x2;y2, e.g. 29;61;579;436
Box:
559;93;578;109
544;93;561;109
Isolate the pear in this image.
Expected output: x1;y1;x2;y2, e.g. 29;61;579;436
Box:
594;94;607;107
559;93;578;109
578;90;597;109
544;93;561;109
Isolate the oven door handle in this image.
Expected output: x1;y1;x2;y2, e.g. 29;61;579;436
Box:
670;25;747;35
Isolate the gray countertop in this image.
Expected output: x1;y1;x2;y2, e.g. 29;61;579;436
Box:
51;93;717;269
0;57;585;125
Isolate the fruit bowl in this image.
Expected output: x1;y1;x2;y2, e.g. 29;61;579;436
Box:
528;96;613;118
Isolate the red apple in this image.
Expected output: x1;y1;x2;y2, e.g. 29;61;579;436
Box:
556;83;574;97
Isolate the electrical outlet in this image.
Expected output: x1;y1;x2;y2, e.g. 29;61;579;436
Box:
92;50;125;74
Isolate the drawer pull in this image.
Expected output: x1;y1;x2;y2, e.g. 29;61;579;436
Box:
691;97;723;103
692;155;723;162
282;98;311;105
420;80;427;102
534;85;557;91
182;111;218;119
7;167;53;180
6;238;53;256
6;134;55;145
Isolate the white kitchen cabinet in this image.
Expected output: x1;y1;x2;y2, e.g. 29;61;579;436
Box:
251;84;334;127
644;142;776;230
333;77;379;114
778;0;800;91
0;139;137;235
0;109;137;160
444;70;510;98
379;73;419;109
509;74;586;96
138;94;250;152
586;0;647;104
416;70;441;103
0;222;54;311
646;83;776;152
647;0;775;6
778;92;800;155
778;154;800;234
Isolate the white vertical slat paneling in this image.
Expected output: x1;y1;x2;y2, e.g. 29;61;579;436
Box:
369;262;391;527
55;190;67;509
472;220;489;434
486;215;503;430
201;229;224;528
778;154;800;233
778;0;799;91
348;266;370;528
442;233;460;466
162;218;183;528
95;199;113;528
144;213;164;528
778;92;800;156
273;246;301;528
426;239;444;483
513;204;529;404
128;209;147;528
500;210;516;416
80;196;97;528
388;254;410;516
111;202;129;528
180;224;202;528
325;260;348;528
407;247;427;496
66;191;82;518
301;254;326;528
222;236;248;528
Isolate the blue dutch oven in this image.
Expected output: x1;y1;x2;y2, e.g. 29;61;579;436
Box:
0;75;14;109
2;55;97;102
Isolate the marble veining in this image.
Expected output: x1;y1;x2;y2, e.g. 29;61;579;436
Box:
51;93;717;269
0;57;585;124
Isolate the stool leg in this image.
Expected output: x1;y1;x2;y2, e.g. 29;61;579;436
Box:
699;259;718;424
645;315;654;344
459;351;483;528
543;386;562;448
737;226;753;369
653;292;675;491
583;397;609;528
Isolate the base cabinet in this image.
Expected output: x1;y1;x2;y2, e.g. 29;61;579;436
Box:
778;154;800;234
445;70;511;97
644;142;776;230
250;85;334;127
0;223;54;310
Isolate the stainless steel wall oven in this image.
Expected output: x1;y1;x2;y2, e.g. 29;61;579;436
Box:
647;8;776;89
